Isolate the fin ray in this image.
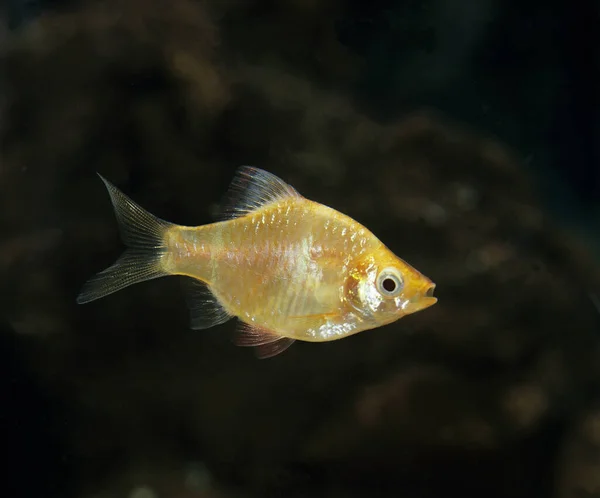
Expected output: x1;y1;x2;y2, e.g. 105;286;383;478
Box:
217;166;301;220
234;322;282;346
97;174;172;248
234;322;296;358
181;278;233;329
254;338;296;359
77;174;173;304
77;250;165;304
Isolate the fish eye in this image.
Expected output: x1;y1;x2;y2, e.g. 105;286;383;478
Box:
376;268;404;297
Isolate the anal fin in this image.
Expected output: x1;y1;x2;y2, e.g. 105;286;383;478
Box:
234;322;296;359
254;338;295;359
181;277;233;330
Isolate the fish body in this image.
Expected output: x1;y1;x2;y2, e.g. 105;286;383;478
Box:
78;167;437;358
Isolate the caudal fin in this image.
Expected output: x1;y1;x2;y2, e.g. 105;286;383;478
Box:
77;174;174;304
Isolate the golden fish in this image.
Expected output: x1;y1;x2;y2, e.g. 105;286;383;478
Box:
77;167;437;358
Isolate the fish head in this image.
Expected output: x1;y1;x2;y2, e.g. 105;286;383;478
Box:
344;248;437;326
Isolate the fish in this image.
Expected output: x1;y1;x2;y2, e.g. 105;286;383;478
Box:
77;167;437;358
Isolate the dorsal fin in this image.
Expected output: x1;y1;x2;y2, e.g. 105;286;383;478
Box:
217;166;301;220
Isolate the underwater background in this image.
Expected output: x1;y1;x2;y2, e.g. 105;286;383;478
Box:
2;0;599;497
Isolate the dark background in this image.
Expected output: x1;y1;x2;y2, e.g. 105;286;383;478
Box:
1;1;600;497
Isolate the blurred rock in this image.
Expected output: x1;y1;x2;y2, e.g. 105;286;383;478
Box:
209;0;360;91
557;407;600;498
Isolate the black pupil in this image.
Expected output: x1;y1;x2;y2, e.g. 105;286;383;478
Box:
382;277;397;293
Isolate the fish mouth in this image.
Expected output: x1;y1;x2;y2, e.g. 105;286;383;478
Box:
403;283;437;314
419;283;437;309
424;284;436;298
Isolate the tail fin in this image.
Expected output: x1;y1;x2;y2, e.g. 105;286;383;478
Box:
77;174;174;304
